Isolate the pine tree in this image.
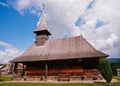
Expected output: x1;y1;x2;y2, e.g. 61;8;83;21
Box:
99;58;113;83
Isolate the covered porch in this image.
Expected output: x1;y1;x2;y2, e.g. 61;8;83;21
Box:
12;58;100;81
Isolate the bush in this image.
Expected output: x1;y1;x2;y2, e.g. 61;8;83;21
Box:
0;76;12;81
111;62;118;76
99;58;113;83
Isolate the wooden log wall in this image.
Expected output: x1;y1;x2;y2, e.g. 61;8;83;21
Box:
25;68;84;76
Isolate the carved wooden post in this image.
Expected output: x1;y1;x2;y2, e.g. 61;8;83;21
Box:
14;63;18;74
45;63;48;81
22;63;26;76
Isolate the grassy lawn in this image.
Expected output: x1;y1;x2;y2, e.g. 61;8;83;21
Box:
0;82;120;86
0;76;120;86
0;76;12;81
113;76;120;81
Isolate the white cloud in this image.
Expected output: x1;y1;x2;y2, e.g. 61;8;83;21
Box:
7;0;41;15
95;34;119;50
0;41;23;64
7;0;120;58
80;0;120;58
0;41;12;48
0;2;9;7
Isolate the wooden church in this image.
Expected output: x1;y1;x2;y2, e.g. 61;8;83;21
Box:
11;7;108;81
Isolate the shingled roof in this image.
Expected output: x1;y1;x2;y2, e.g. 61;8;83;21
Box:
12;35;108;62
11;7;108;63
33;11;51;35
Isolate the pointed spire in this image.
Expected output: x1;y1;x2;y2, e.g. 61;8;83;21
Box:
34;4;51;35
43;3;45;11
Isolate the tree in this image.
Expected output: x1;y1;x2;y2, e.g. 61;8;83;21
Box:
111;62;118;76
99;58;113;83
116;61;120;68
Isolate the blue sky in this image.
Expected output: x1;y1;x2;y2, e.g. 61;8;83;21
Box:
0;0;120;63
0;0;100;50
0;3;38;50
0;0;104;50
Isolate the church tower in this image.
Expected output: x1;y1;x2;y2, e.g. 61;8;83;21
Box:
34;5;51;46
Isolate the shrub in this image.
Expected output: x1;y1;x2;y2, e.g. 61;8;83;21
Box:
0;76;12;81
99;58;113;83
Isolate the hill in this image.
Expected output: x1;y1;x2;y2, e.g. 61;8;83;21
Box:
107;58;120;62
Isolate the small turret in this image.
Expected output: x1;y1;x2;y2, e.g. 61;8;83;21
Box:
34;4;51;46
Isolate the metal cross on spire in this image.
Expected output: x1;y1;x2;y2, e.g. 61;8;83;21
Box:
43;4;45;11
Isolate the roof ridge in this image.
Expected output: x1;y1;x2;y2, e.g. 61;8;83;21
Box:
49;35;82;41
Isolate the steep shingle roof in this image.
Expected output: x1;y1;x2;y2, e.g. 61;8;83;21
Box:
33;11;51;35
12;35;108;62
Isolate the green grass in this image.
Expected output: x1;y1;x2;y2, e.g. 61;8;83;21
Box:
0;76;120;86
110;82;120;86
0;76;12;81
113;76;120;81
0;82;119;86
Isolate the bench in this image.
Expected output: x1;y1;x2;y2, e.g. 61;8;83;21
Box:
58;74;70;81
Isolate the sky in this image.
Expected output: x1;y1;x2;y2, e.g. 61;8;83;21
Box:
0;0;120;64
